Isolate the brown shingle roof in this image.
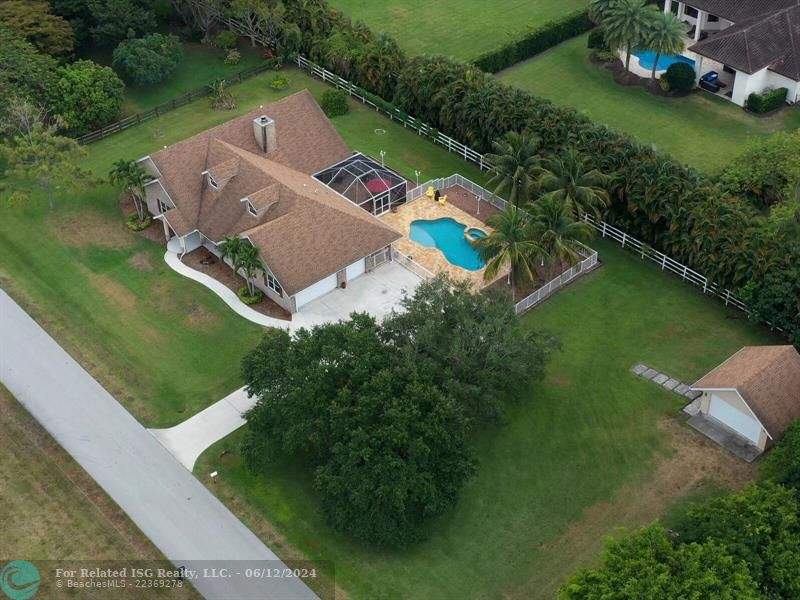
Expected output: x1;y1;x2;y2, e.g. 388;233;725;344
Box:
224;142;401;295
207;157;240;185
247;184;280;211
693;346;800;438
690;4;800;79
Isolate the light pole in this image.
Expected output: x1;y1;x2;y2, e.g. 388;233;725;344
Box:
379;150;386;167
476;193;481;216
414;170;420;187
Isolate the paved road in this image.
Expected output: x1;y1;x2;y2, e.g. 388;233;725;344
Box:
0;289;319;600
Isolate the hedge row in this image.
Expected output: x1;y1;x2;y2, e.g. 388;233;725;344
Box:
472;9;593;73
746;87;788;114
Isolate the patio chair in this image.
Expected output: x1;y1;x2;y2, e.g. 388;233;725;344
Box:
438;195;448;206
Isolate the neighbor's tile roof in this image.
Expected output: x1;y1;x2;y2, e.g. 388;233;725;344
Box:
690;4;800;79
147;90;400;296
686;0;799;22
693;346;800;438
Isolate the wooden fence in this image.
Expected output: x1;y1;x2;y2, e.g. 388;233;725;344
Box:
77;62;275;145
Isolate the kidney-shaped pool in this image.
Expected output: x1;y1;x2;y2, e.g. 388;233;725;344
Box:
409;217;487;271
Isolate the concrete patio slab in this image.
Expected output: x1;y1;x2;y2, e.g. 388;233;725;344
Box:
687;413;763;462
683;397;702;416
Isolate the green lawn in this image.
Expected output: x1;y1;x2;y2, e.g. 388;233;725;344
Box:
0;68;484;428
331;0;588;61
196;239;777;599
499;34;800;171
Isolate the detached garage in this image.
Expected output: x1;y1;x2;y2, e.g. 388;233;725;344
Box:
690;346;800;459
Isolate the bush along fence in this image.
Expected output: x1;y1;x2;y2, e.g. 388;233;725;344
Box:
472;9;593;73
76;62;276;144
295;55;489;170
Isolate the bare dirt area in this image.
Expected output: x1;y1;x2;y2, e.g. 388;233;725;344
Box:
441;184;501;224
510;416;757;599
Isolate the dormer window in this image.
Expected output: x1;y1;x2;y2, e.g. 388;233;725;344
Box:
208;175;219;189
247;200;258;217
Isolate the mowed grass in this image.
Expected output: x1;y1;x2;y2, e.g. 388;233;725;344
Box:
0;385;199;597
0;68;484;428
331;0;589;61
499;34;800;171
195;239;777;599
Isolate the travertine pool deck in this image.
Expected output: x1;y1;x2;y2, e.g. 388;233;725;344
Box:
381;194;507;288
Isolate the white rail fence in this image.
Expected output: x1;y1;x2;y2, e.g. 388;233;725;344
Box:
514;247;599;316
391;248;435;281
296;56;490;170
405;174;509;212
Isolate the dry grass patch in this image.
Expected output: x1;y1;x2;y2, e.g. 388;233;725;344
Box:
184;303;222;330
52;210;134;250
87;272;137;310
509;416;756;599
127;251;153;272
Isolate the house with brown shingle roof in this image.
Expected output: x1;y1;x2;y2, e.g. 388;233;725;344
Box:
662;1;800;106
690;345;800;457
135;90;402;314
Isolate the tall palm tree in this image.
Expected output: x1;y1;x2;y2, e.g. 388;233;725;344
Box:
537;147;610;220
603;0;657;73
529;196;595;278
109;159;149;221
588;0;619;25
474;206;541;301
484;131;541;207
646;11;686;79
220;235;263;297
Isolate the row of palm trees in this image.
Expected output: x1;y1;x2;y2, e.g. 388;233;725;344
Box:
474;133;609;299
591;0;687;79
219;235;264;299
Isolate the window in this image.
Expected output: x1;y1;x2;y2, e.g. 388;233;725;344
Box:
265;273;282;295
208;175;219;189
247;201;258;217
158;198;170;213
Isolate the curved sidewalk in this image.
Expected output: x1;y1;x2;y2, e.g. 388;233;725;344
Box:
164;251;289;329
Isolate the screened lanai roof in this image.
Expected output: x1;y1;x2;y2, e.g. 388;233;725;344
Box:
313;152;406;208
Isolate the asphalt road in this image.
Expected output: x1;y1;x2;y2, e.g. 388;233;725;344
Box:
0;289;319;600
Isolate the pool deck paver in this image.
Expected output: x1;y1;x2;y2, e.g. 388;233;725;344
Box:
381;193;507;289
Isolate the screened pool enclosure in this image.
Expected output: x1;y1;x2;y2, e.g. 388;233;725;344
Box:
314;153;407;216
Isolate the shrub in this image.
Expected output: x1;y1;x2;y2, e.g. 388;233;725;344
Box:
473;9;592;73
112;33;183;86
268;72;289;90
664;62;695;92
126;212;152;231
761;420;800;493
595;49;619;62
224;49;241;65
320;89;349;117
746;87;788;114
237;287;263;305
587;27;607;50
214;30;238;49
49;59;124;135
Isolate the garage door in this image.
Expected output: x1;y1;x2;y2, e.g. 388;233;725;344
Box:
708;395;762;444
294;274;338;310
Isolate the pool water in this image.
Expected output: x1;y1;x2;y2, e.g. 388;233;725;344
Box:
409;218;486;271
633;50;694;72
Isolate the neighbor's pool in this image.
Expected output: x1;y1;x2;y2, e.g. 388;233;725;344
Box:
633;50;694;72
409;218;486;271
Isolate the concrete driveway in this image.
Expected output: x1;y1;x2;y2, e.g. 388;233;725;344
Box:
0;289;319;600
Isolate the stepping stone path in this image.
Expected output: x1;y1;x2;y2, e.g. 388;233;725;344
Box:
631;363;702;416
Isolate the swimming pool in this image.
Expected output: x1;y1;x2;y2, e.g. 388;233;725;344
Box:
409;218;485;271
633;50;694;72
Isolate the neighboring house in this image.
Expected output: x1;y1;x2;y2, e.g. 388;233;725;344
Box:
663;0;800;105
690;345;800;457
136;90;402;314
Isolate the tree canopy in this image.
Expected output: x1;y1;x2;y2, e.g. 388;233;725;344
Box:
50;60;124;135
0;0;75;56
112;33;184;86
0;27;58;124
87;0;157;47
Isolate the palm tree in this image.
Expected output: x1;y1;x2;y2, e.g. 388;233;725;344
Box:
484;131;541;207
537;147;610;220
588;0;619;24
109;159;149;221
603;0;657;73
529;196;595;278
474;205;541;301
646;11;686;80
220;235;262;297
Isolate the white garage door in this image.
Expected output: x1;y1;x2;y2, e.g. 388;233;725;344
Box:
294;273;338;310
345;258;366;281
708;395;762;444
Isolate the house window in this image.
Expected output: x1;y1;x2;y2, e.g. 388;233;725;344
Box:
208;175;219;189
158;198;170;213
247;201;258;217
265;273;282;295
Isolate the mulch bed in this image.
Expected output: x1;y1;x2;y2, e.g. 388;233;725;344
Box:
439;185;501;224
183;249;291;321
594;52;696;99
119;191;166;244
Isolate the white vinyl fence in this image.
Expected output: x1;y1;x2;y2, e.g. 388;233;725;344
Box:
514;246;598;316
405;174;508;211
391;248;435;280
